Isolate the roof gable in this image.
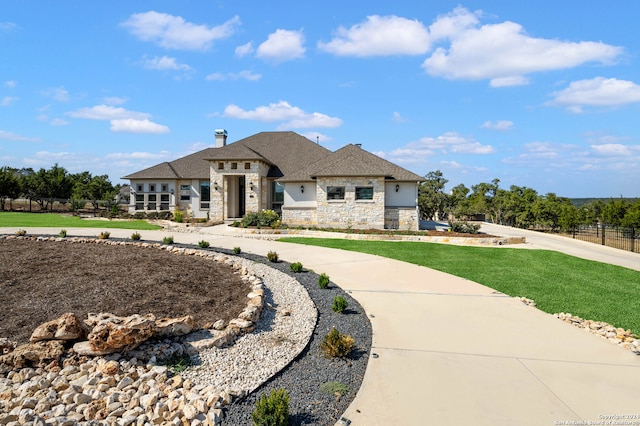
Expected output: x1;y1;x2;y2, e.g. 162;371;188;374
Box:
280;144;424;181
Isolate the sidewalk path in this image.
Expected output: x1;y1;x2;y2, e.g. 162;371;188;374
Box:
5;225;640;425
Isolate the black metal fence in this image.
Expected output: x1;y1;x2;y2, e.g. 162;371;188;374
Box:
569;224;638;254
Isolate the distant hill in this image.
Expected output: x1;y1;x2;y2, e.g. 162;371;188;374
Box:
570;198;639;208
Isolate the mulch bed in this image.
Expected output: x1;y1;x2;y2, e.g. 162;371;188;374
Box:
0;238;251;344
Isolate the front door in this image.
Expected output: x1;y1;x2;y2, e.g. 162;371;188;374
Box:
238;175;246;217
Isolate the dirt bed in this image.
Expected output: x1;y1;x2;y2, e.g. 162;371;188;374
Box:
0;239;251;344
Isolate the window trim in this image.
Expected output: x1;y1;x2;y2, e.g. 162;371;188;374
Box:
231;162;238;170
217;162;224;170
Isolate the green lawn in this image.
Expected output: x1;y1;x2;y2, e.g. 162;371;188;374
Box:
0;212;161;230
278;237;640;335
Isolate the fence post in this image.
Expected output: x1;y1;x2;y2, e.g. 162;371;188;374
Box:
632;228;636;253
601;224;606;246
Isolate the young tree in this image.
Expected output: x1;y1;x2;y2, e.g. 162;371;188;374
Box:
418;170;449;221
23;164;73;210
71;172;114;216
0;167;21;210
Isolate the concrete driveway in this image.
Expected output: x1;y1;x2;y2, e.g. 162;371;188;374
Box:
4;225;640;425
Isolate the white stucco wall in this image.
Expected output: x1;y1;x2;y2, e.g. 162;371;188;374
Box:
385;182;418;207
283;181;317;207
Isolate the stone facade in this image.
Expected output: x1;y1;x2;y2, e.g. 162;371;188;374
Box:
316;177;385;229
209;161;270;221
384;206;419;231
281;207;318;227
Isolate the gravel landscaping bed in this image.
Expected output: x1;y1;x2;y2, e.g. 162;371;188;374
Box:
212;247;373;425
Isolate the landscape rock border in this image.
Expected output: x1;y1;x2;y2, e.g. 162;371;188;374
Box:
0;234;320;425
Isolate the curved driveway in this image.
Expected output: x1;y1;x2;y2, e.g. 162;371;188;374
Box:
5;225;640;425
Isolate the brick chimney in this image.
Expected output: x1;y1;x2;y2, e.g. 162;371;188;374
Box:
214;129;227;147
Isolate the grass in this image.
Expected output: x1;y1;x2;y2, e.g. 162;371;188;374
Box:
278;237;640;335
0;212;161;230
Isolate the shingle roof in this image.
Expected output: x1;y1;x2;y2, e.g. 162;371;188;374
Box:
204;131;331;178
123;132;423;182
122;148;217;180
279;144;424;182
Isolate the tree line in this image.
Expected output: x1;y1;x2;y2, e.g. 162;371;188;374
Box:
0;164;120;213
419;170;640;232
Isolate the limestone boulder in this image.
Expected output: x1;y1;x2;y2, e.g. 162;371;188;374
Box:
30;312;86;342
0;340;65;369
155;315;196;337
87;313;157;353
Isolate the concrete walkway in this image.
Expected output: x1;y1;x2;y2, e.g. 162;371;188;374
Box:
5;225;640;425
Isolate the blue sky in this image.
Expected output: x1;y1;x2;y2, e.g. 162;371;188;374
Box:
1;1;639;197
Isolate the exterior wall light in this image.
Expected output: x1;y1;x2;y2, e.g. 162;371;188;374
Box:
395;184;400;192
300;185;305;193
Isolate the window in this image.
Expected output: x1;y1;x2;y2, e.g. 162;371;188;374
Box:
231;162;238;170
355;187;373;200
149;184;156;192
200;181;210;202
135;194;144;210
161;184;168;193
136;184;143;192
327;186;345;200
273;182;284;203
180;195;190;201
218;162;224;170
148;194;157;210
160;194;169;210
180;184;190;191
244;162;251;170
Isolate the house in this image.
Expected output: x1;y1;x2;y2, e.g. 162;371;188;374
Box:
123;130;424;230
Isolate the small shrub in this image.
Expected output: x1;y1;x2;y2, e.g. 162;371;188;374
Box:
232;221;241;227
173;209;184;223
332;296;348;313
233;246;242;254
290;262;303;273
318;273;330;289
320;327;354;358
267;251;279;263
162;236;174;245
198;240;210;248
448;220;481;234
58;229;67;238
131;232;141;241
241;209;280;228
251;388;289;426
161;353;193;374
98;231;110;240
320;381;350;396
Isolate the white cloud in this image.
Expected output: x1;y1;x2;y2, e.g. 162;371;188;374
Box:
590;143;634;156
318;15;430;57
0;130;39;142
392;112;408;123
381;131;495;164
549;77;640;111
235;42;254;57
205;70;261;81
67;105;150;120
103;96;127;105
143;55;191;71
42;87;70;102
121;11;240;50
422;7;622;86
1;96;18;106
4;80;17;88
0;22;18;31
110;119;170;134
481;120;513;131
50;118;69;126
256;29;305;63
106;151;172;161
223;101;342;129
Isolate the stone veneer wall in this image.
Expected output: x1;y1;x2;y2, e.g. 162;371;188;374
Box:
281;207;318;227
209;161;270;221
384;206;419;231
316;177;385;229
